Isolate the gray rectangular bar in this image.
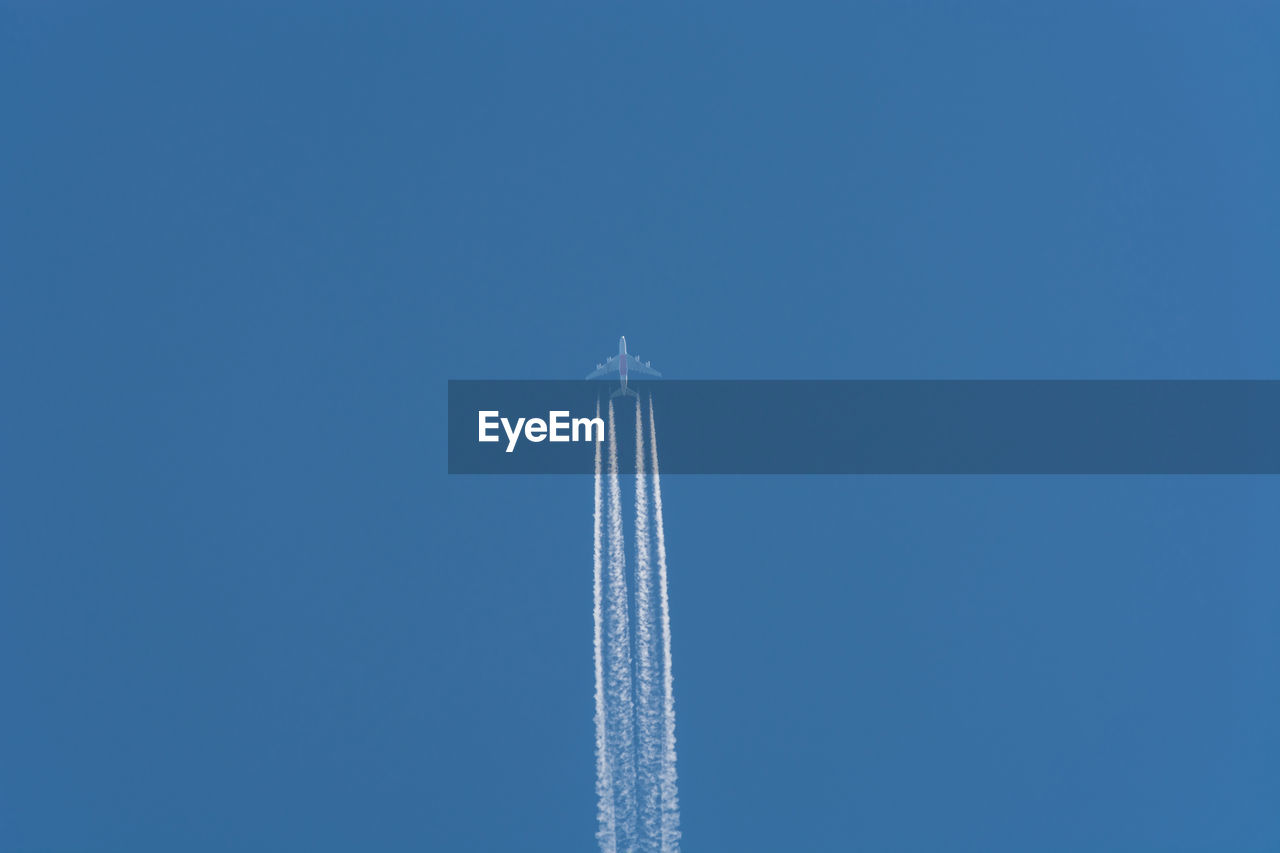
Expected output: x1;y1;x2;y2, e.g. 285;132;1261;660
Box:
447;380;1280;474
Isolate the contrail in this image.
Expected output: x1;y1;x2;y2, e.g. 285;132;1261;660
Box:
648;397;681;852
592;395;679;852
593;401;617;853
605;400;637;847
633;400;661;848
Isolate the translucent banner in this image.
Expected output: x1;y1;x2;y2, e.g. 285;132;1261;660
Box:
447;380;1280;474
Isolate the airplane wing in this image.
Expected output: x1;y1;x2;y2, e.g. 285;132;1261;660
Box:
586;356;619;379
626;355;662;377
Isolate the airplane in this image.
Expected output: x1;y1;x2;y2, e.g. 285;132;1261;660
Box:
586;335;661;398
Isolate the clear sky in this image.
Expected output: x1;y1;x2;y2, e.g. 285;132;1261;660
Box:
3;3;1278;850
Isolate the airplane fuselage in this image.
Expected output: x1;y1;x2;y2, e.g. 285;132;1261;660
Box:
618;336;628;391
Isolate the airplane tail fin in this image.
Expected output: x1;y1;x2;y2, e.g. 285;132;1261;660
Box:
610;387;638;400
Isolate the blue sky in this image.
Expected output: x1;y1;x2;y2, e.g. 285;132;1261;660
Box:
3;3;1278;850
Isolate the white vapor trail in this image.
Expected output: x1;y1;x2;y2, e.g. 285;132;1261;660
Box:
592;396;679;852
605;400;637;847
593;401;617;853
648;397;681;852
633;400;661;848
